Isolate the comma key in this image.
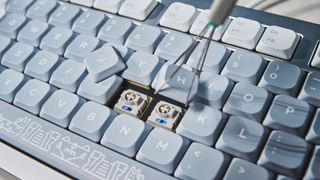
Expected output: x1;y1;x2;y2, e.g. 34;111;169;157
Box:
175;142;229;180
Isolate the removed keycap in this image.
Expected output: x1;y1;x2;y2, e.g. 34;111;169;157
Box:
84;45;126;83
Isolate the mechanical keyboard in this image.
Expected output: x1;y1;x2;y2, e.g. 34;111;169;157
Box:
0;0;320;179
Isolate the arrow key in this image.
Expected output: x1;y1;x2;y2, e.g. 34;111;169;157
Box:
224;158;273;180
175;142;229;180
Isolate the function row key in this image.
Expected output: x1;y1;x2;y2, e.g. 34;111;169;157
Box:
222;17;264;50
222;19;299;60
189;10;230;41
159;2;299;60
159;2;197;32
94;0;158;21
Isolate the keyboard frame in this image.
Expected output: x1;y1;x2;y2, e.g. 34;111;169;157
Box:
1;0;320;179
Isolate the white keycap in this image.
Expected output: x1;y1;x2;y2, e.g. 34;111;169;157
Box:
222;17;264;50
159;2;196;32
118;0;158;21
189;10;231;41
256;26;299;60
311;44;320;69
70;0;93;7
94;0;124;14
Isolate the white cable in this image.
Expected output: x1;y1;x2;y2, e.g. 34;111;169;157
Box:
208;0;238;26
246;0;266;8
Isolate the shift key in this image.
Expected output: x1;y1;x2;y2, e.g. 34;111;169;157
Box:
0;100;175;180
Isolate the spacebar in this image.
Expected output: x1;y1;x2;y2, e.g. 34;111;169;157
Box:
0;100;175;180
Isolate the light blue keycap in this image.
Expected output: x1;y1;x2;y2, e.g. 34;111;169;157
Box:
0;36;11;56
197;72;234;109
259;61;303;96
0;101;175;180
137;128;189;174
306;109;320;144
298;72;320;107
77;75;122;104
277;175;295;180
122;52;163;86
72;9;106;36
304;146;320;180
69;101;117;142
7;0;34;15
221;51;266;84
155;32;193;62
224;158;272;180
187;41;231;74
176;103;227;146
64;34;100;62
108;42;133;60
49;3;81;28
154;63;198;104
175;142;229;180
264;95;311;136
0;69;25;102
258;131;310;177
40;89;83;128
84;45;126;83
14;79;53;115
101;114;152;157
24;50;60;82
223;83;271;121
0;13;26;38
1;42;34;72
98;16;132;44
40;27;73;55
17;20;49;47
26;0;58;21
125;24;162;53
216;116;266;161
49;60;87;92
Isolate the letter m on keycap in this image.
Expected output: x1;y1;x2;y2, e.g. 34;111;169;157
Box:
156;140;168;151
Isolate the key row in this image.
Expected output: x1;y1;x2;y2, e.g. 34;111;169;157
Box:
4;1;300;61
0;83;317;179
1;36;320;134
1;28;320;108
0;68;315;179
159;2;300;60
8;0;158;21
